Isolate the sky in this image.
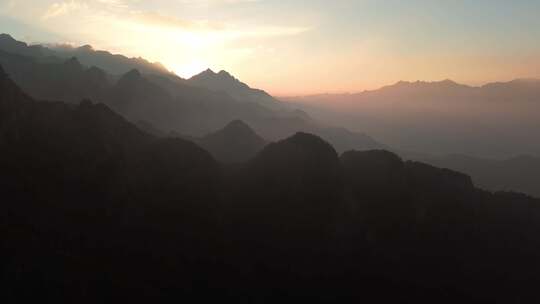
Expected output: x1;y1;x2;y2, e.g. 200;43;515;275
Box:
1;0;540;95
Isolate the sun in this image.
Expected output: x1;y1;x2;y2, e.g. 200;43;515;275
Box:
169;60;210;79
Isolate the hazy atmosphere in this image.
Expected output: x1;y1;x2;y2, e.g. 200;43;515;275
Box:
2;0;540;94
2;1;540;302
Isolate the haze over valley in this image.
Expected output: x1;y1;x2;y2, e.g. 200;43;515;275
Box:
2;1;540;302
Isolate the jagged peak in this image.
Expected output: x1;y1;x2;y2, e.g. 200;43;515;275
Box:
200;68;216;76
190;68;240;81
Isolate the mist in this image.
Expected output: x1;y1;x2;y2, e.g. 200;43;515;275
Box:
2;1;540;302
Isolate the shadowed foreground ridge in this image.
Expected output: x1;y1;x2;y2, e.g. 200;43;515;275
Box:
2;66;540;303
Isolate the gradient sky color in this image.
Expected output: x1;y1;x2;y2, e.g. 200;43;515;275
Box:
1;0;540;95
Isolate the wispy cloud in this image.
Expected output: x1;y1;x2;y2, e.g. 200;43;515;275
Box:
131;11;226;31
129;11;309;37
42;0;87;20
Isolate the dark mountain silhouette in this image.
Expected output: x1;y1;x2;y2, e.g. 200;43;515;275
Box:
3;66;540;301
1;66;221;301
0;33;55;58
5;33;538;199
229;132;343;262
198;120;267;163
0;50;109;103
106;68;182;131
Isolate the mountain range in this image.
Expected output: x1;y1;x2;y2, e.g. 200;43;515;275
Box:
3;33;539;197
0;33;385;154
5;31;540;303
284;78;540;197
284;78;540;158
3;63;540;301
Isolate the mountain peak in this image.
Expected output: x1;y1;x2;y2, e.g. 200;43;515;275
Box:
191;68;239;81
77;44;94;52
218;70;232;77
121;69;142;80
0;33;30;52
221;119;254;134
200;120;266;163
198;68;216;76
116;69;143;88
283;132;338;157
188;68;251;93
210;120;261;140
0;33;16;42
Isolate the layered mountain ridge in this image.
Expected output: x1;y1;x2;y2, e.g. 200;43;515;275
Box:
3;60;540;302
0;33;386;154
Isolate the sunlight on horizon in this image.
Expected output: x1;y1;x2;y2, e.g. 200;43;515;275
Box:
169;60;209;79
2;0;540;94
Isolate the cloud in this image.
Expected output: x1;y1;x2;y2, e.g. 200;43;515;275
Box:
130;11;309;37
42;1;87;20
131;11;225;31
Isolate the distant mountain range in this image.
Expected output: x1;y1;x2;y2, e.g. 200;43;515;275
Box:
284;79;540;197
284;78;540;158
0;33;385;154
1;32;539;197
4;37;540;302
0;33;172;76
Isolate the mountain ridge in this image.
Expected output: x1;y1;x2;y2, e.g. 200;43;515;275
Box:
0;33;388;154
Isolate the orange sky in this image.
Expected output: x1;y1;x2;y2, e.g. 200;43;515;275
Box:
2;0;540;95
